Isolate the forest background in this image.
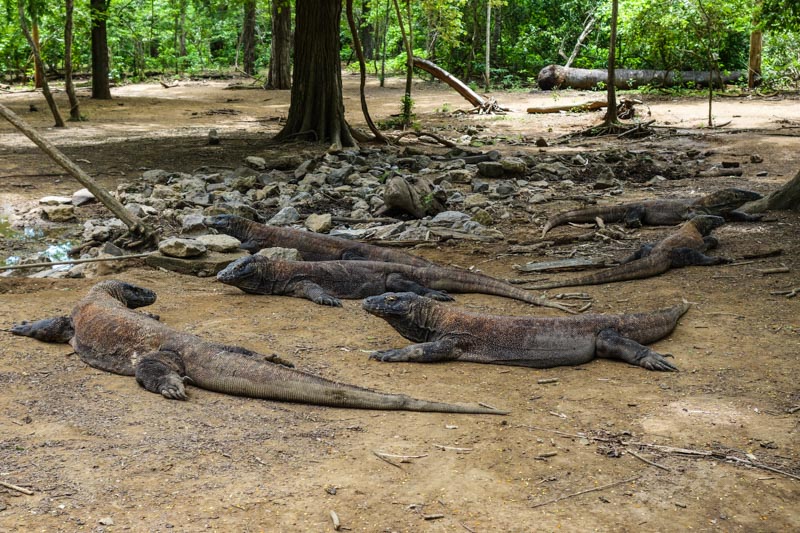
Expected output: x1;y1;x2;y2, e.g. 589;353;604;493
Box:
3;0;800;93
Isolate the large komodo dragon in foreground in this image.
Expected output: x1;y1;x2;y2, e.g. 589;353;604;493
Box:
527;215;729;290
207;214;434;267
10;280;506;414
216;255;575;312
363;292;689;371
541;188;762;237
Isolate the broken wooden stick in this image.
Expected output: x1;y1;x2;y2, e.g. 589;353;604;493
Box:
756;266;790;275
0;103;155;242
0;252;154;271
626;449;672;472
530;476;640;509
0;480;34;495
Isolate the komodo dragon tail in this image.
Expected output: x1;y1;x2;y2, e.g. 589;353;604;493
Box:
541;205;628;237
432;268;577;314
525;255;670;290
192;352;508;414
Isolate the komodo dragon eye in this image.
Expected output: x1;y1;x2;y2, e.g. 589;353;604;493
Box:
385;295;397;302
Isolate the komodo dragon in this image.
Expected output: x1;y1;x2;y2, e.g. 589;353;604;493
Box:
527;215;729;290
207;214;434;267
541;188;762;237
363;292;689;371
9;280;505;414
216;254;575;313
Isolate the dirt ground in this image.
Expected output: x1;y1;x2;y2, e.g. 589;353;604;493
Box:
1;75;798;532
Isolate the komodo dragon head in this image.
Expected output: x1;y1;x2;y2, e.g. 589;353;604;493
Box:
695;188;762;211
363;292;432;342
217;255;265;293
686;214;726;235
91;280;157;309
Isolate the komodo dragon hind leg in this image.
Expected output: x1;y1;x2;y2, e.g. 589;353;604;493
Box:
369;339;459;363
341;250;369;261
620;243;655;264
726;210;763;222
135;350;188;400
595;329;678;371
668;248;730;267
213;343;295;368
293;280;342;307
10;316;74;343
385;274;455;301
701;235;719;250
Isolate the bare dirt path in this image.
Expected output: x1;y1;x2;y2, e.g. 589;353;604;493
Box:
1;77;798;531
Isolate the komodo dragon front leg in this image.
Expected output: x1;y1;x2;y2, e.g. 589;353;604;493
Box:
384;273;454;302
370;338;460;363
291;280;344;307
134;350;188;400
595;329;677;371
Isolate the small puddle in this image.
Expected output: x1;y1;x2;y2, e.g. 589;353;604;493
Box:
1;216;73;268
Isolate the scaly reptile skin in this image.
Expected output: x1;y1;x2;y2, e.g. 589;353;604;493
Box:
363;292;690;371
10;281;506;414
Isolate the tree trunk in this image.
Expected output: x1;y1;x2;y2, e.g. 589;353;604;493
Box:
64;0;81;121
537;65;744;90
90;0;112;99
360;0;374;59
742;169;800;213
32;21;42;88
242;0;257;75
484;0;490;91
266;0;292;89
346;0;386;142
392;0;414;125
274;0;353;150
748;29;762;89
604;0;619;125
413;57;485;107
18;0;65;127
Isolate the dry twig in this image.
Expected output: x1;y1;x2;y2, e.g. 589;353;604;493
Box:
530;476;640;509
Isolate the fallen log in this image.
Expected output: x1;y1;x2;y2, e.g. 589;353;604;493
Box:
537;64;745;91
527;100;606;114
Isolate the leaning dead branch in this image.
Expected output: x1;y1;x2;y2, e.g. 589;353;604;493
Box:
0;103;155;243
626;449;672;472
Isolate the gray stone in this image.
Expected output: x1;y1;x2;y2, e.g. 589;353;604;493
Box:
41;205;76;222
593;175;619;190
447;169;474;183
150;184;180;200
196;234;241;252
431;211;471;226
256;247;302;261
571;154;588;166
329;228;373;240
71;188;96;206
158;237;207;258
142;169;169;183
146;250;249;277
463;193;490;209
297;172;327;190
208;129;220;145
230;175;258;193
477;161;505;178
294;159;318;180
39;196;72;205
534;162;571;177
500;157;527;174
268;206;300;226
494;181;517;197
244;156;267;170
304;213;332;233
471;180;489;193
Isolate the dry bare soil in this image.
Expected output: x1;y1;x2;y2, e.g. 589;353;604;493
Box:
1;75;798;532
